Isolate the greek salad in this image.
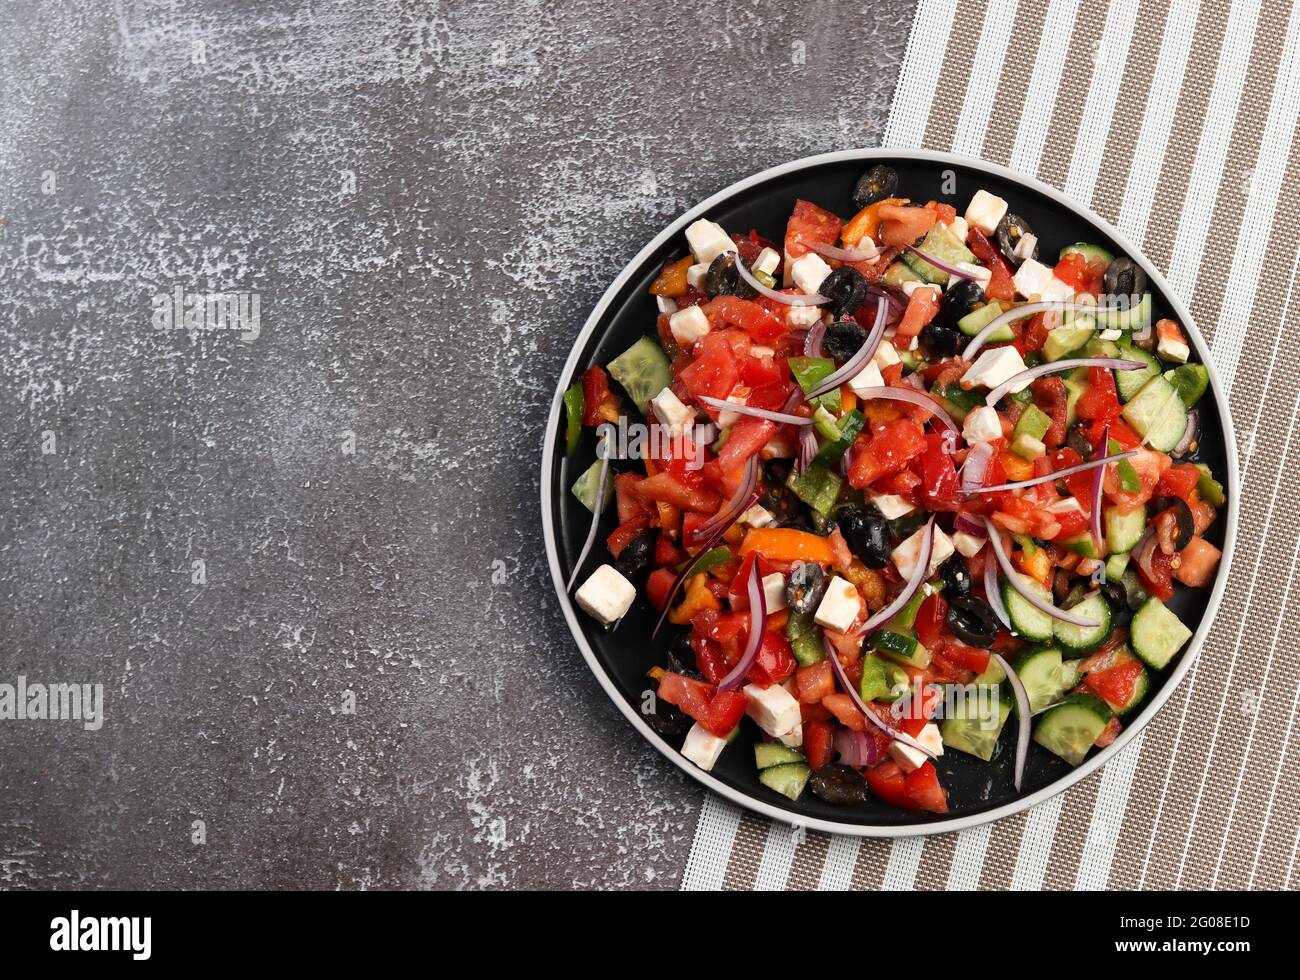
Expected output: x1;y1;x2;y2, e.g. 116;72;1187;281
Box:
560;164;1225;814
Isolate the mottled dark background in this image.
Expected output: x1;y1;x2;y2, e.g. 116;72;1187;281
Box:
0;0;912;889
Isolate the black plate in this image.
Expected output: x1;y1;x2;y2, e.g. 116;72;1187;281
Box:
541;150;1236;834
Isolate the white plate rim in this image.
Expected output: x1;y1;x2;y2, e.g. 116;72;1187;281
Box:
538;147;1240;838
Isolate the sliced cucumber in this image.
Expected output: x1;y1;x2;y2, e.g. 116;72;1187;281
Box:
1164;363;1209;407
1052;592;1113;654
1130;597;1192;669
1043;324;1094;361
882;260;922;289
1013;645;1069;713
1060;242;1115;266
1104;551;1130;582
1032;693;1113;766
758;762;812;801
1120;568;1150;611
872;629;930;669
1001;576;1055;642
571;459;613;513
1121;376;1188;452
1115;343;1161;402
607;336;672;415
1013;404;1052;441
941;688;1011;761
1011;432;1046;460
958;301;1012;340
904;224;976;285
755;743;806;770
1096;293;1152;330
1061;532;1098;559
1195;463;1226;507
1104;504;1147;554
1063;374;1088;426
931;382;984;423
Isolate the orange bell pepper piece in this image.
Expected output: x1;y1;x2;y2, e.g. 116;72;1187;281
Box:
649;255;693;297
999;449;1035;482
841;197;909;247
669;573;720;625
738;528;834;565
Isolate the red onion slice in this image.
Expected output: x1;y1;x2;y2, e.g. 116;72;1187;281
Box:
809;240;883;263
823;633;937;759
699;395;812;426
651;495;756;638
992;653;1031;791
807;298;888;398
565;438;612;593
982;516;1099;627
955;512;987;538
833;728;883;767
1090;423;1109;555
983;548;1012;631
960;441;995;493
734;256;828;306
965;450;1137;493
804;320;827;357
856;517;935;636
850;386;959;433
963;301;1099;361
693;454;759;542
1133;527;1159;580
796;425;818;476
984;358;1146;407
718;559;766;691
905;245;974;282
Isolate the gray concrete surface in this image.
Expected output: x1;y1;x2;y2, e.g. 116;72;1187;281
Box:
0;0;912;889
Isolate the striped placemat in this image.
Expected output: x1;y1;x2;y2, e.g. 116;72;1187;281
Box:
683;0;1300;891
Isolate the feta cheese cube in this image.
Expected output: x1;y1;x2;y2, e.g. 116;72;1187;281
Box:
686;262;709;291
916;721;944;757
888;739;928;773
945;215;969;243
685;219;736;265
873;340;901;369
717;387;749;427
870;492;916;519
952;530;986;558
813;575;862;633
964;189;1009;236
753;246;781;277
575;564;637;625
669;305;711;346
1157;338;1190;364
651;386;694;430
1098;328;1122;341
739;504;776;528
776;723;803;748
656;295;678;315
892;525;954;580
848;360;885;397
1014;258;1073;300
786;305;823;328
791;252;833;294
953;263;991;292
743;683;801;737
761;572;788;613
681;722;728;771
749;345;775;358
961;345;1028;393
962;404;1004;444
902;280;941;299
1046;496;1084;515
1013;232;1038;262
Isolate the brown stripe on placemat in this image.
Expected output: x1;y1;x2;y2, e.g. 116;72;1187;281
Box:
848;837;894;890
783;830;833;890
1040;769;1102;889
979;0;1051;166
921;0;991;152
720;810;772;890
1132;3;1231;273
1090;0;1173;222
912;831;958;889
1037;0;1111;189
976;810;1029;889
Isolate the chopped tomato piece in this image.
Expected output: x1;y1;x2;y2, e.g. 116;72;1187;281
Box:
795;660;836;703
1136;547;1176;601
1054;251;1106;296
914;431;961;510
914;592;948;650
700;690;747;737
704;295;787;345
863;759;910;808
822;692;866;731
748;631;797;687
1156;462;1201;504
904;761;949;813
606;516;650;558
1103;447;1170;510
716;415;777;473
656;672;714;720
581;366;621;425
848;418;927;488
1174;536;1221;587
803;720;835;771
877;203;937;249
896;285;942;339
1030;376;1068;448
967;228;1016;302
646;567;675;611
1084;658;1145;711
784;199;842;260
941;642;990;675
1076;366;1121;423
678;333;741;403
654;533;685;568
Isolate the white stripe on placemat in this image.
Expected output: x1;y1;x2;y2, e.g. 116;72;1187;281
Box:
880;837;926;889
1137;390;1300;886
949;2;1019;157
1072;730;1147;889
1007;0;1080;176
1210;531;1300;886
751;821;799;890
946;824;993;890
681;794;743;891
882;0;959;149
1062;0;1141;206
1113;0;1199;238
816;834;861;890
1008;795;1063;890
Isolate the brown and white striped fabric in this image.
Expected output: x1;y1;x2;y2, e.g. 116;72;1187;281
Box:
683;0;1300;891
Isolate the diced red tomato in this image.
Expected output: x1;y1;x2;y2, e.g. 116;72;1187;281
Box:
704;295;787;345
822;692;866;732
715;415;778;478
848;418;927;488
896;683;942;737
615;473;653;522
1156;462;1201;504
654;533;685;568
1175;536;1221;588
656;672;714;718
1103;447;1170;510
734;229;779;266
646;568;676;611
914;431;961;510
784;199;843;260
877;203;938;249
896;285;942;339
914;592;948;650
582;366;621;424
1076;366;1121;423
941;642;990;675
740;350;786;387
967;229;1016;302
1053;251;1107;296
795;661;836;704
637;472;722;513
863;759;910;807
606;517;650;558
1030;376;1068;448
864;759;948;813
747;631;797;687
698;690;747;737
1136;547;1176;601
804;720;834;771
1084;658;1145;711
678;333;741;403
1021;312;1052;354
